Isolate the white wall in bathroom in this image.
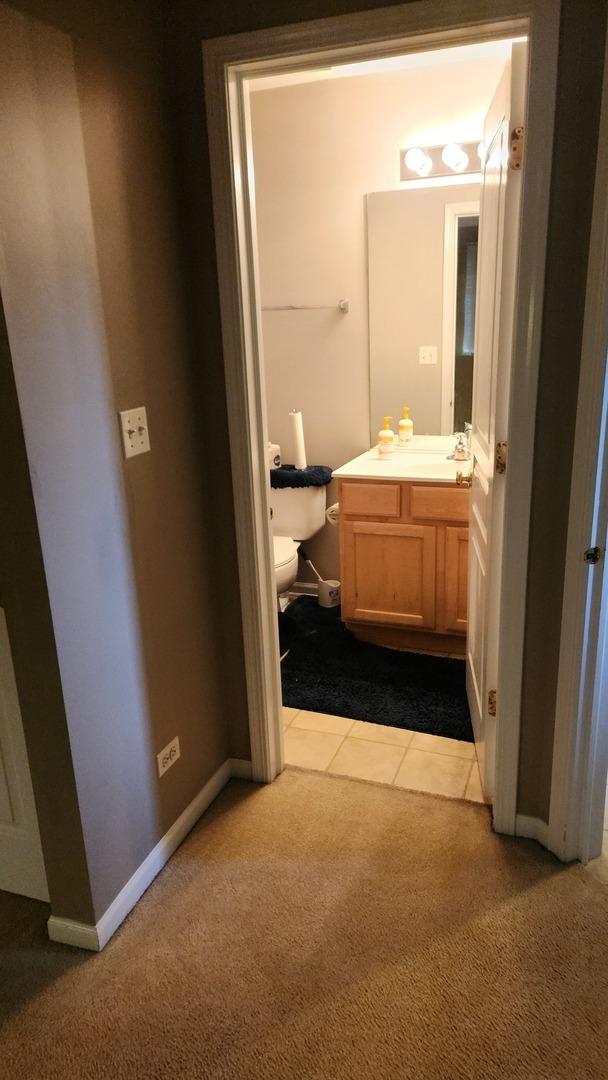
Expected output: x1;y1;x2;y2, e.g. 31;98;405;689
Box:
367;183;479;437
250;56;504;578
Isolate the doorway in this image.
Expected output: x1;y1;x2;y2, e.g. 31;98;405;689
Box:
202;0;560;835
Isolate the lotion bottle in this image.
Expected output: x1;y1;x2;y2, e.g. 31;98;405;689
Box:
399;406;414;444
378;416;395;458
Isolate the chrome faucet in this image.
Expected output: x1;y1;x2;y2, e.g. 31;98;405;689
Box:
452;430;470;461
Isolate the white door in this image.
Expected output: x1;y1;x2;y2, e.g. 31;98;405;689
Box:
0;608;48;900
466;44;527;795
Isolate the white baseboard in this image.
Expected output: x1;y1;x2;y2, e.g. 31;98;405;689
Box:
47;756;253;952
46;916;100;951
515;813;549;847
229;757;253;779
289;581;318;598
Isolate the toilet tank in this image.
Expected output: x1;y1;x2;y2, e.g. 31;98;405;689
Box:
270;485;327;540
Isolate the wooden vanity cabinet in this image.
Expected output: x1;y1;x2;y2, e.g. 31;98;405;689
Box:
338;478;470;656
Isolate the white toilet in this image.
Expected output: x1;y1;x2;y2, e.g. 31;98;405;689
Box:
270;486;326;595
273;536;300;595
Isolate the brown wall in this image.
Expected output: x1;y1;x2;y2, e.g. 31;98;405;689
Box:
73;30;231;847
0;297;94;922
1;0;235;922
165;0;607;822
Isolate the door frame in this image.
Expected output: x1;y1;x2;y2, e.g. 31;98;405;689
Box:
202;0;561;836
0;607;48;900
547;28;608;864
441;200;480;436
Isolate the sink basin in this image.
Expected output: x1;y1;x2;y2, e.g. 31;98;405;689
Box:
333;449;466;482
401;460;464;477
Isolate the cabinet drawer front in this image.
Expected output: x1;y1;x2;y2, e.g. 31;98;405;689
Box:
410;485;469;523
340;481;401;518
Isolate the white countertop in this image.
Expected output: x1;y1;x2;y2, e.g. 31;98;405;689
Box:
333;437;468;482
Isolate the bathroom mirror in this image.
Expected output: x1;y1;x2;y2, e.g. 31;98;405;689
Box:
367;186;479;442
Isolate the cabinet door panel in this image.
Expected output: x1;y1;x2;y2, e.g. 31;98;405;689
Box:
342;521;436;628
445;527;468;633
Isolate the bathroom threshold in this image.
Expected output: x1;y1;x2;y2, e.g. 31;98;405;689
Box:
282;707;488;804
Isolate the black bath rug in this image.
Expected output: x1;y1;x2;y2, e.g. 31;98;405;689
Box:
280;596;473;742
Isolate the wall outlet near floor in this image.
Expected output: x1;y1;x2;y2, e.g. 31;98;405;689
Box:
419;345;438;365
157;736;180;778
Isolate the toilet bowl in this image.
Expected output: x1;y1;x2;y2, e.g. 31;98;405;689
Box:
273;535;299;595
269;472;328;596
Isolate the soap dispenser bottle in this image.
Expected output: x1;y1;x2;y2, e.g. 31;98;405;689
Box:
378;416;395;458
399;406;414;444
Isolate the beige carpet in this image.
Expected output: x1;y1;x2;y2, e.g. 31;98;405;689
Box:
1;770;608;1079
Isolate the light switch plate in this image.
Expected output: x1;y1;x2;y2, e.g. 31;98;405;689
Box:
419;346;438;365
119;406;150;459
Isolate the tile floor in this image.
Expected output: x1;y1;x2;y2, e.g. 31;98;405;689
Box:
282;707;489;803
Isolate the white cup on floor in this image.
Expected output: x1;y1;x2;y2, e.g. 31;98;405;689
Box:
318;579;341;608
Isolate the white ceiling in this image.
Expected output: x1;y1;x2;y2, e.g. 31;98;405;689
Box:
248;38;524;94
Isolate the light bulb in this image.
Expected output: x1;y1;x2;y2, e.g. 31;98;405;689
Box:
441;143;469;173
477;141;486;163
404;147;432;177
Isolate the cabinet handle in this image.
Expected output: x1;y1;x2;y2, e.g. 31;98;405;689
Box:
456;471;473;488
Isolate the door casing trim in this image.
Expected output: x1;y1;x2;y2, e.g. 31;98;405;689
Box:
202;0;560;837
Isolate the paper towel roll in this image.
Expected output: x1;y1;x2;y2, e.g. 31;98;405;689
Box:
326;502;339;527
289;410;307;469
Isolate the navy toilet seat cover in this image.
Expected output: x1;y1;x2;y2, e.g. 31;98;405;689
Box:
270;465;332;489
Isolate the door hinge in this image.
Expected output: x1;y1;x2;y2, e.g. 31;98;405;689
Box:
495;441;507;474
488;689;497;717
584;546;602;565
508;126;524;170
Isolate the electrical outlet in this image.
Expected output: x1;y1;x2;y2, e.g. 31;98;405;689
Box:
419;345;438;365
157;736;180;778
119;406;150;459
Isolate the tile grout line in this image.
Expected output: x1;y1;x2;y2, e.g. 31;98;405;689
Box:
282;708;301;733
290;719;356;738
324;733;349;773
349;736;474;762
462;759;475;798
349;737;414;750
388;746;409;785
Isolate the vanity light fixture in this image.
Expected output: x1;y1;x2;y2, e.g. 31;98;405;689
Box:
404;147;433;177
400;140;481;184
441;142;469;173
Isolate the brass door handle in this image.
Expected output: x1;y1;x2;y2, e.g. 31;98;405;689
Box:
456;471;473;488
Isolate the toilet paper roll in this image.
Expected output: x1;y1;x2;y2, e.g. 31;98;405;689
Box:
268;442;281;469
326;502;340;527
289;410;307;469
